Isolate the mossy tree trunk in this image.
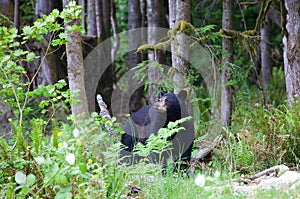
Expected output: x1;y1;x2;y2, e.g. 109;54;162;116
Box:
63;0;89;121
221;0;234;127
168;0;191;94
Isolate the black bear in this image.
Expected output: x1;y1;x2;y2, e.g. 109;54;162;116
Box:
120;90;194;167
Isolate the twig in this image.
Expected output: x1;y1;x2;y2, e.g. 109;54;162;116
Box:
243;165;289;182
96;94;119;142
189;134;224;175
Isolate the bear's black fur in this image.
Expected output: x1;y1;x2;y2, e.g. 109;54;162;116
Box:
121;90;194;167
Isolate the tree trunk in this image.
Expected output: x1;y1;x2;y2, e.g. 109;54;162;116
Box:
221;0;234;127
261;16;272;90
87;0;96;35
81;0;99;113
128;0;144;112
168;0;191;94
110;0;119;70
283;36;293;101
63;0;89;120
79;0;87;32
0;0;14;138
35;0;62;18
95;0;113;113
147;0;167;103
34;0;65;87
282;0;300;103
83;0;113;114
95;0;103;38
0;0;14;22
168;0;176;29
13;0;20;29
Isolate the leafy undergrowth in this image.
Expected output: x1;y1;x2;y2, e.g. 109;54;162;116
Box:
1;107;299;198
0;113;246;199
213;101;300;174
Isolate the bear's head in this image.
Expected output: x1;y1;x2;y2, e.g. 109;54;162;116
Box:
152;91;187;122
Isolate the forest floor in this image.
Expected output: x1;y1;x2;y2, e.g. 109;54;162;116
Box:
231;166;300;198
122;165;300;199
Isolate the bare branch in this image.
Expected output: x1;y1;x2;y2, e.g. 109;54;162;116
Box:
96;94;120;142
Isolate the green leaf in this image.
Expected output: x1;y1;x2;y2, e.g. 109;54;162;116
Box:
54;186;72;199
39;100;49;108
51;162;59;175
45;15;55;23
36;34;44;41
51;9;60;18
19;187;30;195
26;52;38;62
3;55;10;62
26;174;36;187
65;153;75;165
15;171;26;185
51;39;61;46
54;174;68;185
48;87;55;94
59;32;67;40
223;79;237;86
9;41;20;48
22;26;33;35
34;156;45;165
79;163;87;174
41;109;48;114
13;49;26;57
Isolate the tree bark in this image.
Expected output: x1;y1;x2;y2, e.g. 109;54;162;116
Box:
35;0;62;17
282;0;300;103
87;0;96;35
221;0;234;127
0;0;15;22
169;0;191;94
13;0;20;29
168;0;176;29
110;0;119;70
95;0;103;38
79;0;87;32
261;16;272;90
63;0;89;120
34;0;65;87
140;0;148;66
147;0;167;103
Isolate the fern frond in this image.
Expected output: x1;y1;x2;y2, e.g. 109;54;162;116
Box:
51;119;59;147
30;119;44;154
9;119;25;156
0;137;9;160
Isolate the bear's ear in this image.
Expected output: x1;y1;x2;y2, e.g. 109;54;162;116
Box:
159;90;165;97
177;90;187;100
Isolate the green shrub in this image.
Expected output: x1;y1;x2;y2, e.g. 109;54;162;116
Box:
214;102;300;174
